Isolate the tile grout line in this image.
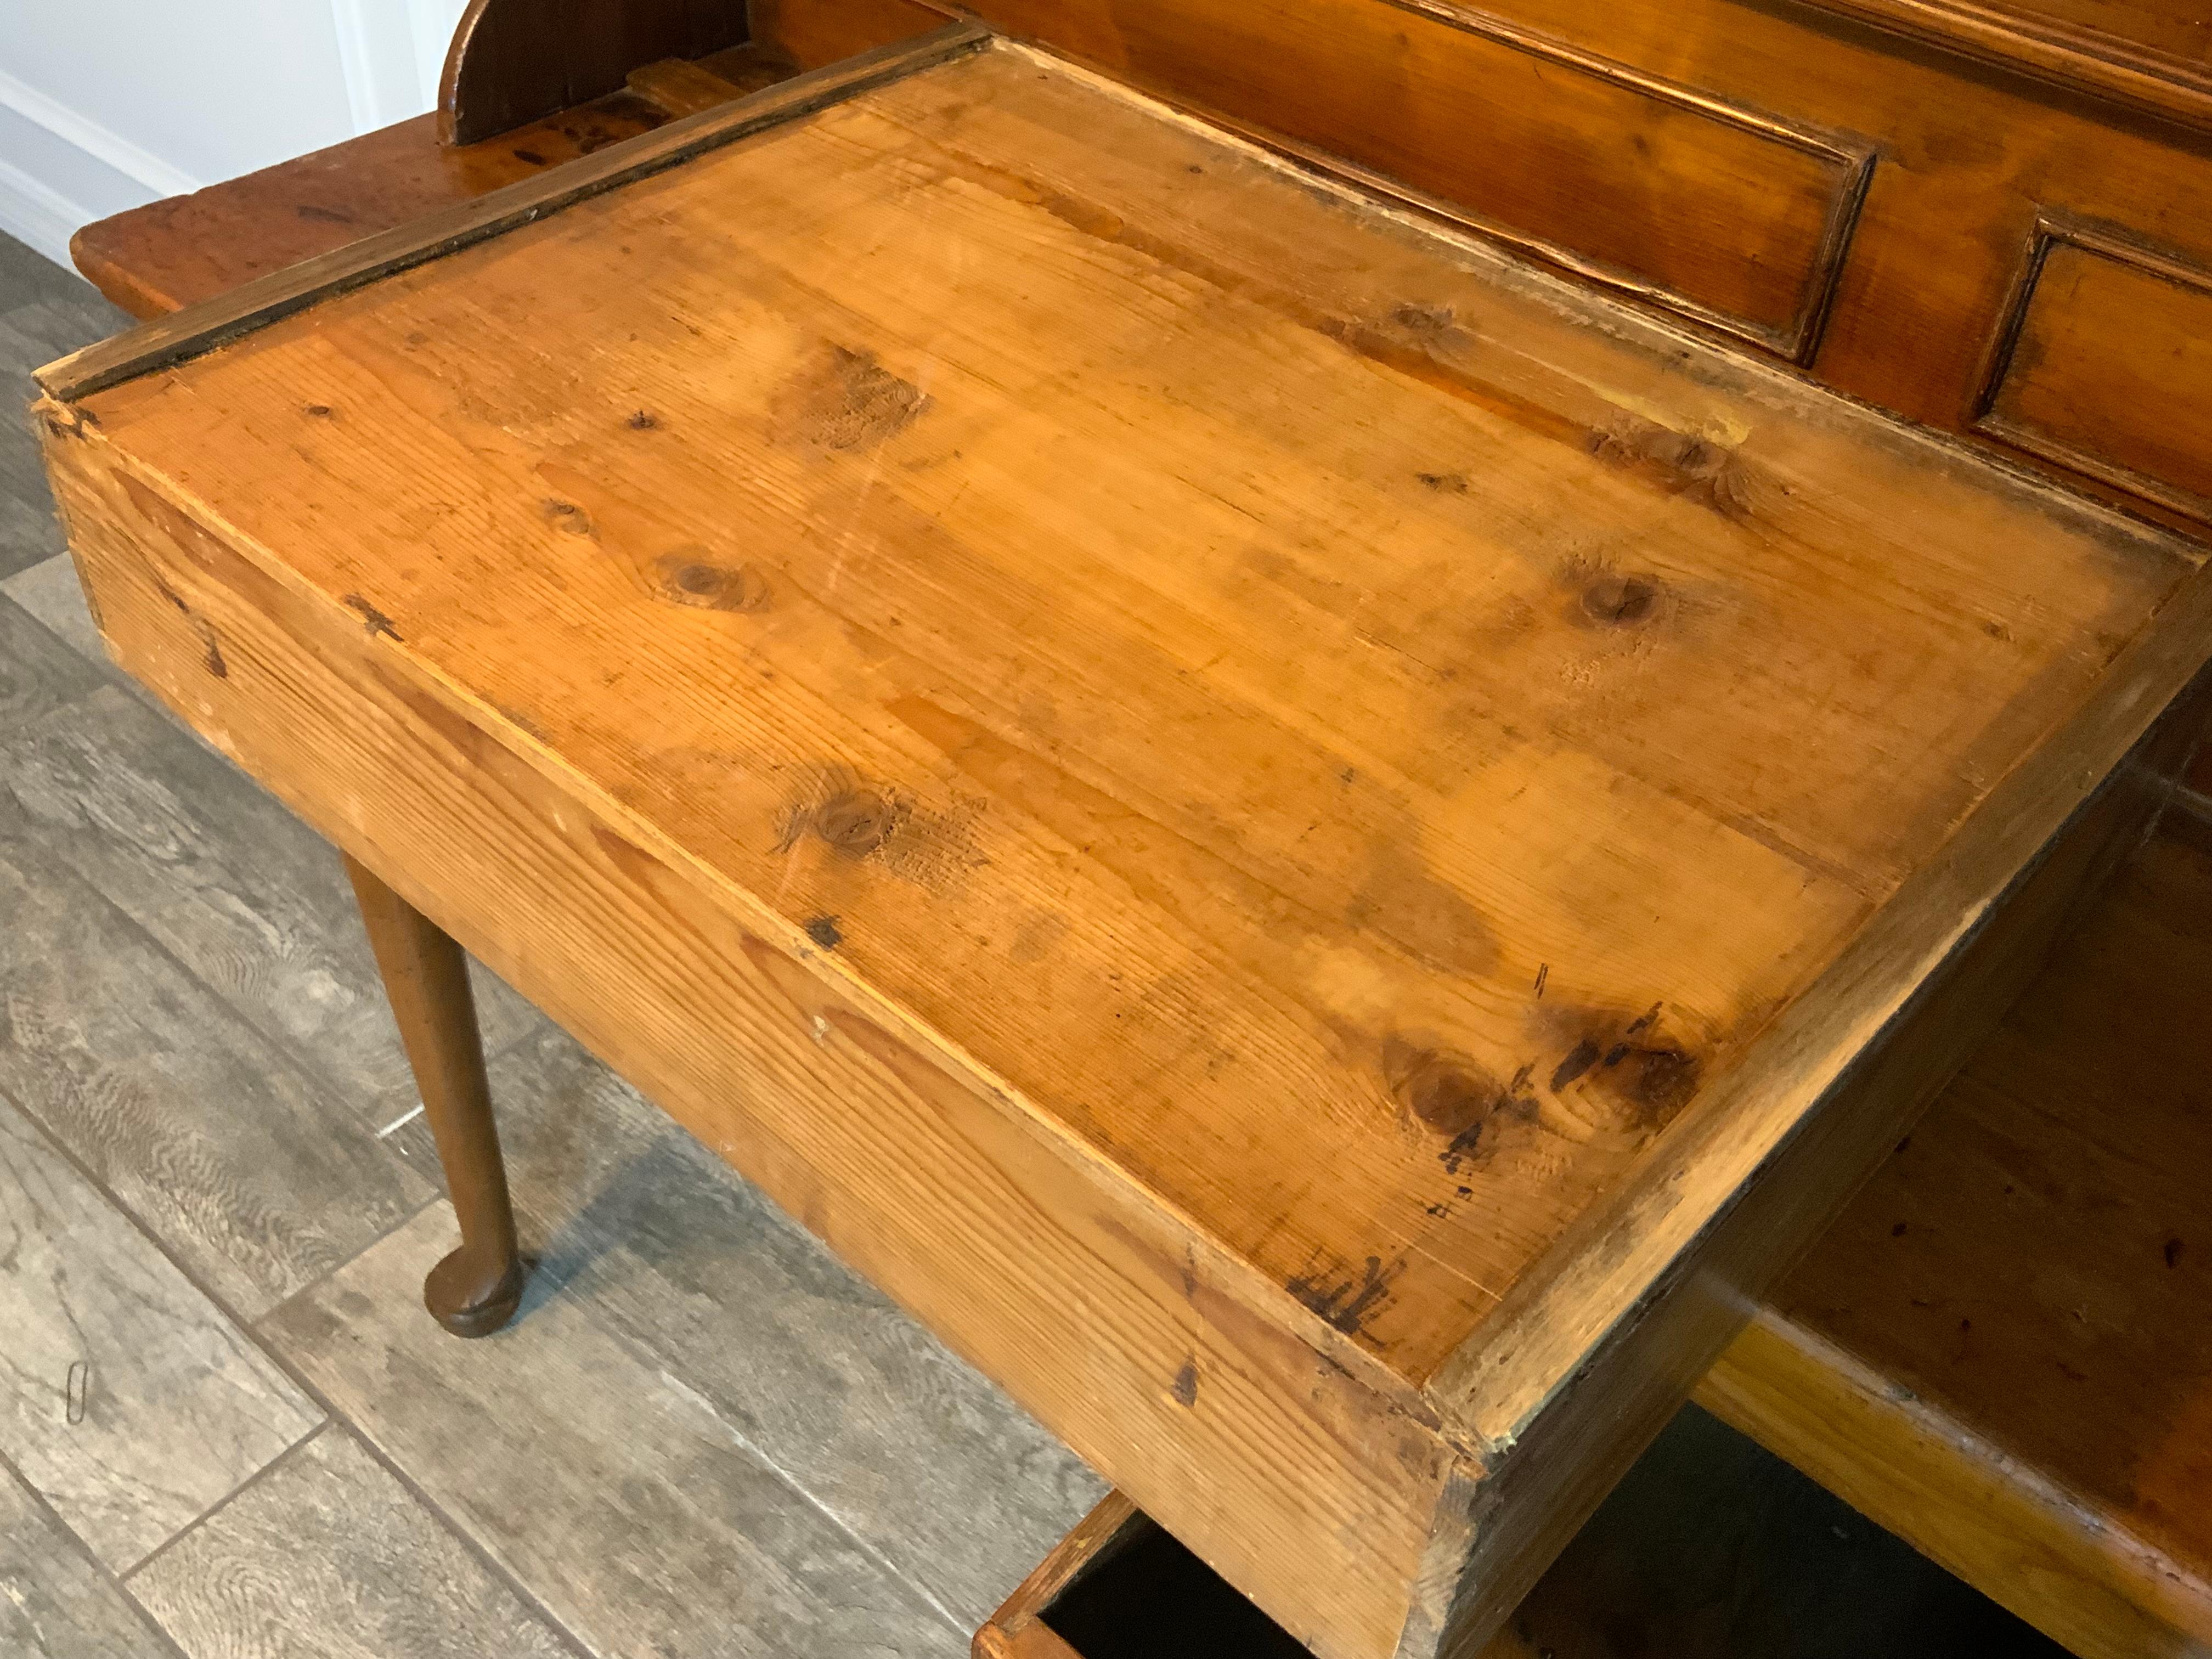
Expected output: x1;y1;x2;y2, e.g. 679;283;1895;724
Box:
0;1079;601;1659
120;1419;331;1584
0;1451;198;1659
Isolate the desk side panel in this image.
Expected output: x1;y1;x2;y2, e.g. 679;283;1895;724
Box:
1409;681;2207;1656
37;415;1452;1659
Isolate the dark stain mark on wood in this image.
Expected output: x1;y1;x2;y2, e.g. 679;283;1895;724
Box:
1588;416;1756;520
512;148;548;165
1550;1037;1602;1092
1285;1252;1403;1336
804;915;844;949
2166;1237;2185;1267
1892;1221;1909;1236
627;409;658;430
653;550;770;612
1417;471;1471;493
1534;962;1549;997
1435;1063;1537;1175
1171;1357;1198;1408
1541;1002;1702;1129
774;345;932;452
341;595;402;640
303;403;334;419
295;204;353;224
193;619;227;678
541;498;594;536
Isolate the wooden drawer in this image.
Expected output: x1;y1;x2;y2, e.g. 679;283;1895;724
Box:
1976;217;2212;522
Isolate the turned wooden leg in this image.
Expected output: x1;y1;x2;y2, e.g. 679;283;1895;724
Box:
344;853;526;1338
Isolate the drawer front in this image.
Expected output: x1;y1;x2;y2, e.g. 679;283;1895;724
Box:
1977;219;2212;521
979;0;1872;359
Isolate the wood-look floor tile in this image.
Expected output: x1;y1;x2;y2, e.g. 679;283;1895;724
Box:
0;1463;176;1657
1;682;545;1129
0;594;102;730
0;1097;321;1571
475;1024;1104;1630
266;1204;968;1659
129;1427;574;1659
0;834;435;1319
1;555;109;671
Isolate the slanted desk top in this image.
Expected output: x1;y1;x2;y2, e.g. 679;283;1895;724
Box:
33;27;2212;1659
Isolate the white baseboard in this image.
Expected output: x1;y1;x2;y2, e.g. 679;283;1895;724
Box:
0;150;83;269
0;66;199;200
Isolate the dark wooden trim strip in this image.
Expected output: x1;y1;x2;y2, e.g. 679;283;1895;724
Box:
1798;0;2212;136
37;21;992;404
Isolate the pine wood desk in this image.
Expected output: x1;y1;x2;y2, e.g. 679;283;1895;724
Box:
35;23;2212;1659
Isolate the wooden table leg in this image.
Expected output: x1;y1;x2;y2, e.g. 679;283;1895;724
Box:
343;853;527;1337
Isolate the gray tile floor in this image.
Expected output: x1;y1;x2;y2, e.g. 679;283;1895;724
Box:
0;237;1101;1659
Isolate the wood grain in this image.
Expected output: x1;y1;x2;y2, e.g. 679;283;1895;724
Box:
1702;820;2212;1659
0;1465;173;1658
70;97;676;322
128;1427;574;1659
41;22;991;403
267;1205;970;1659
0;1095;320;1571
39;41;2212;1659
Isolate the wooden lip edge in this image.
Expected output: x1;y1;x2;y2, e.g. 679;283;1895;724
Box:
34;20;993;405
1797;0;2212;136
1430;553;2212;1447
1699;1308;2212;1635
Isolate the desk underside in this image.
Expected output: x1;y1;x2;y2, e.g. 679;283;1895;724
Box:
36;37;2211;1659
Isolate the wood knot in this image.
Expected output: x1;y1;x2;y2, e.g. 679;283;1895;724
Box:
1581;574;1660;625
814;788;901;856
542;499;593;536
654;552;770;612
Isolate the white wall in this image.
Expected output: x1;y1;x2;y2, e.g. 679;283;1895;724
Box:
0;0;468;269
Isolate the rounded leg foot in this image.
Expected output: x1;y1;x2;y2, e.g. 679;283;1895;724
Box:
424;1246;527;1339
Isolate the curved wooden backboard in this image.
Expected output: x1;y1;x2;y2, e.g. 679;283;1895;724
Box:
441;0;750;145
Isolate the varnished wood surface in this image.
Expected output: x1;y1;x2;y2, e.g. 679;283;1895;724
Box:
1802;0;2212;130
64;0;2212;532
439;0;747;144
35;42;2212;1658
1702;809;2212;1659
